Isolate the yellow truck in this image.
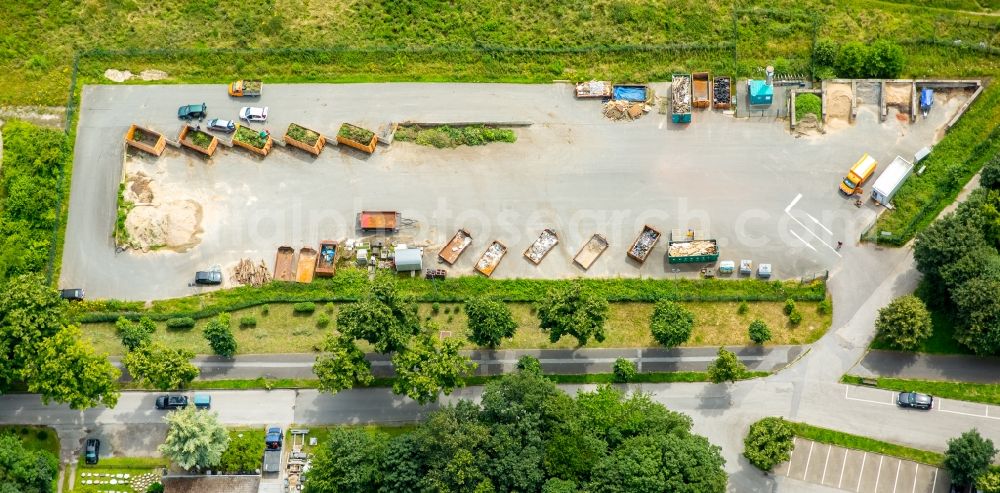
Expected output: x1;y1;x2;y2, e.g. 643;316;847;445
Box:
839;153;878;195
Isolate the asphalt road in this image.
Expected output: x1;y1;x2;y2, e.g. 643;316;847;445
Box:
112;345;803;380
856;350;1000;384
59;83;965;299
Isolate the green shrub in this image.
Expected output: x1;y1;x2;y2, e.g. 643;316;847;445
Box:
261;304;270;315
744;417;795;471
239;316;257;328
818;299;832;315
431;302;441;314
795;94;821;119
737;301;750;315
325;302;335;313
36;430;48;441
612;358;638;383
650;300;695;348
203;313;237;357
517;355;542;375
165;317;196;329
443;306;451;314
293;302;316;314
116;316;156;351
783;299;796;316
147;483;164;493
789;310;803;326
316;313;331;329
748;319;772;344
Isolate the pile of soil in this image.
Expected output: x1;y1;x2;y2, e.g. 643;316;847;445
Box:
125;200;203;252
794;113;824;137
125;172;154;204
139;69;168;81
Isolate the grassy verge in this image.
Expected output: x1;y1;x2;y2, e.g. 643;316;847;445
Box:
868;83;1000;245
83;300;830;356
0;425;59;455
73;270;826;322
121;371;768;391
842;375;1000;406
788;421;945;466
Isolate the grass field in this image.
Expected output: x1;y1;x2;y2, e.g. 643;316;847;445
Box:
2;1;999;108
788;421;945;466
84;299;831;355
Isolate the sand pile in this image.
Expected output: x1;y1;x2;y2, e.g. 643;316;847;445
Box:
794;113;824;137
826;83;853;120
140;69;168;81
885;82;912;109
125;200;203;252
104;69;133;82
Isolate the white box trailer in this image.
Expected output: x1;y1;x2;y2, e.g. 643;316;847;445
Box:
871;156;914;205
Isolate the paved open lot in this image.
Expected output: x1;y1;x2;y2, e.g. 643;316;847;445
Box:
775;437;949;493
60;83;968;299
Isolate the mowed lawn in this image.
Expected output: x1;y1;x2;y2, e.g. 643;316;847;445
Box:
83;300;831;356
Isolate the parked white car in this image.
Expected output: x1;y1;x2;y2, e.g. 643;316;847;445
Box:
239;106;268;122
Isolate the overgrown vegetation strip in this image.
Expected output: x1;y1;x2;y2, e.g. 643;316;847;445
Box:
842;375;1000;407
73;272;826;322
787;421;945;466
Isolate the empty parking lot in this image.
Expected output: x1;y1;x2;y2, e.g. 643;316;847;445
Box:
774;438;949;493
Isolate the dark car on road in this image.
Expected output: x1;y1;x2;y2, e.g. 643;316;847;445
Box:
178;103;207;120
194;271;222;285
265;427;283;450
897;391;933;410
60;288;85;301
84;438;100;464
155;395;189;410
207;118;236;133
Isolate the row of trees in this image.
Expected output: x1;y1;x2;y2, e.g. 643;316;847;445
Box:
0;274;120;409
911;157;1000;354
304;364;728;493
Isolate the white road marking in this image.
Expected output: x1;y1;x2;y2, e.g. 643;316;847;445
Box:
790;230;818;251
785;193;803;213
821;443;831;484
839;448;848;489
874;455;884;491
912;464;919;493
857;452;868;492
844;385;896;406
937;407;1000;420
932;469;938;491
806;212;834;235
892;458;900;493
803;441;815;480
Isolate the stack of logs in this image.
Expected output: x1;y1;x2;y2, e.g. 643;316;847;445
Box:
231;258;272;287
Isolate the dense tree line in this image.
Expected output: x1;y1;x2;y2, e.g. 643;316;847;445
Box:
0;432;58;493
812;39;905;80
0;121;70;280
0;274;119;408
913;160;1000;355
304;363;727;493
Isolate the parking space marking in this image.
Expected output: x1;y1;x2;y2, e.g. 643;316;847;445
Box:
784;195;842;258
874;456;884;492
858;452;867;492
912;464;919;493
839;448;848;489
893;458;901;493
785;194;803;213
821;443;831;484
844;385;896;407
803;441;815;481
932;469;938;492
